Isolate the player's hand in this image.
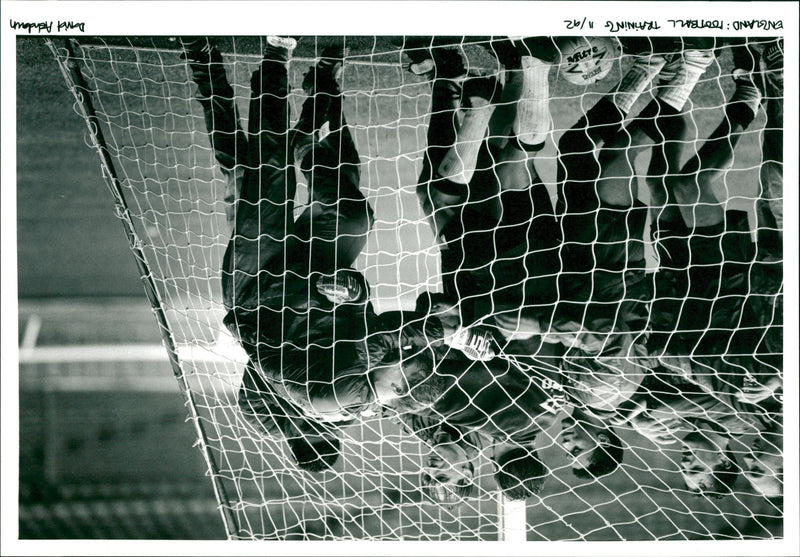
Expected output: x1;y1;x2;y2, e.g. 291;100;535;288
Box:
491;310;540;340
629;411;680;446
445;326;496;361
316;273;363;304
735;375;783;405
608;399;647;427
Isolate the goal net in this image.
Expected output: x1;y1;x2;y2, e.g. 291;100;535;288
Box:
48;35;784;541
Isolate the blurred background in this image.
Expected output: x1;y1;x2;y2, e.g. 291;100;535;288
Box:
16;37;227;540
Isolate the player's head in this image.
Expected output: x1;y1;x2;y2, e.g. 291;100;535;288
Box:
372;348;445;413
680;431;740;498
288;432;341;473
493;444;547;501
558;414;623;478
743;430;783;498
421;429;477;505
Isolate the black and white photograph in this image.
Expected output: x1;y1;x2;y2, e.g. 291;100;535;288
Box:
2;2;798;555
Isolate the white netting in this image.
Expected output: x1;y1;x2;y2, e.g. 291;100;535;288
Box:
49;35;783;541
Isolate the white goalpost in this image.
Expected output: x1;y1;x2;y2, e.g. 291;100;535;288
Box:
46;35;784;542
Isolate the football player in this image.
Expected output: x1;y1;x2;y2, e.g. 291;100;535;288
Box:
195;38;482;424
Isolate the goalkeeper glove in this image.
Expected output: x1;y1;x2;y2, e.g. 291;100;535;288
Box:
316;273;363;305
446;326;496;361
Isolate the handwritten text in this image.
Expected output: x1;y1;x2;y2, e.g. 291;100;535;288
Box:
9;19;85;33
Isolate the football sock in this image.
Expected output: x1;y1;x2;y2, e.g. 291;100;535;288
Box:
611;53;668;115
264;36;296;62
727;72;762;128
512;56;552;150
438;101;495;184
657;49;715;111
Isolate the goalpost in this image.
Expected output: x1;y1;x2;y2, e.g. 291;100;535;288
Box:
47;35;783;541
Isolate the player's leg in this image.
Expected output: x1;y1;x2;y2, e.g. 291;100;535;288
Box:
644;105;695;224
485;37;557;192
293;45;374;274
648;64;764;358
481;180;560;326
426;37;557;304
556;52;676;280
669;65;763;228
181;37;247;172
408;47;504;303
451;38;561;325
221;37;297;311
477;36;560;301
555;40;674;215
595;43;716;208
639;95;704;356
704;44;782;404
181;37;249;225
553;45;679;399
436;74;501;194
412;47;470;245
497;37;558;153
297;45;361;193
416;62;502;246
293;44;359;181
605;45;713;223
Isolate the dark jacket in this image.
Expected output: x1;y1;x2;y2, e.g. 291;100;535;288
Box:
413;356;566;445
226;273;445;421
237;362;352;441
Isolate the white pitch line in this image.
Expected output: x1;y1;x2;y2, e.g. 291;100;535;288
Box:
20;314;42;350
17;343;248;364
23;374;239;394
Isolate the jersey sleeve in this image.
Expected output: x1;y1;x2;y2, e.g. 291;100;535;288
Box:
237;363;289;440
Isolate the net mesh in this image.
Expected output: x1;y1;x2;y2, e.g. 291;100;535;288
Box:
48;35;783;541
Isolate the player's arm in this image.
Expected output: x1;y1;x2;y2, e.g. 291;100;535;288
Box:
364;310;495;364
645;388;757;440
736;374;783;405
611;391;725;446
611;399;683;446
490;303;589;348
396;412;446;445
237;363;288;440
490;306;544;341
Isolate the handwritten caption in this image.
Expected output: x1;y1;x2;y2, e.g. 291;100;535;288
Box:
564;18;783;32
10;20;86;33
